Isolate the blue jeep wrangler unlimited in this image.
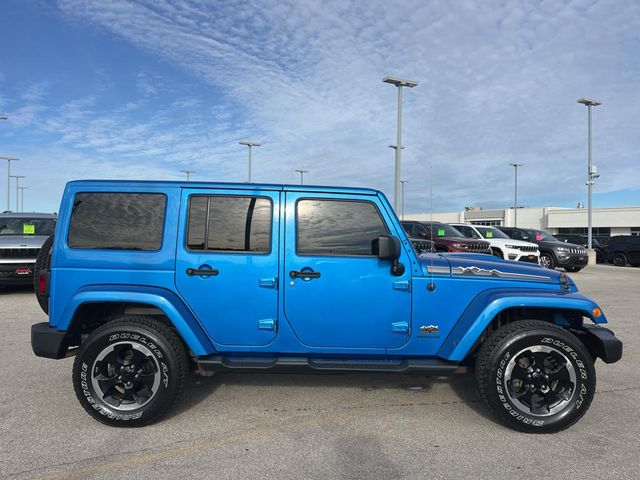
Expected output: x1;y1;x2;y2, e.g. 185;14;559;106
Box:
31;180;622;432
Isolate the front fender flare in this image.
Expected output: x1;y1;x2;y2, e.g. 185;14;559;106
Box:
58;284;214;356
438;288;607;362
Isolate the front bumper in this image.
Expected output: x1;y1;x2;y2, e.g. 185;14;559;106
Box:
573;324;623;364
0;263;35;285
31;323;70;359
556;254;588;268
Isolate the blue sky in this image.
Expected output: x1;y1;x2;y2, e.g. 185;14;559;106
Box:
0;0;638;214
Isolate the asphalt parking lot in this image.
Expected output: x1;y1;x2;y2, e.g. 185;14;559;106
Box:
1;264;639;480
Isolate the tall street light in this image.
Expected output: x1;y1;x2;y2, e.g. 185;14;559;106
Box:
0;156;19;211
11;175;25;212
400;180;408;220
18;186;27;212
295;169;308;185
509;163;523;227
577;98;602;252
239;141;261;183
181;169;195;181
383;76;418;212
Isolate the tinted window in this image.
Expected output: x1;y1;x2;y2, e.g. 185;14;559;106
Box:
475;226;509;239
68;193;166;250
187;195;272;253
297;199;388;256
0;217;55;236
423;223;464;238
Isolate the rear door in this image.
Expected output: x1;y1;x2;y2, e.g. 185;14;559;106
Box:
282;192;412;350
175;188;280;346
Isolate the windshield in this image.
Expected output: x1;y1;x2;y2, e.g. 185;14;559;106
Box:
525;229;557;242
0;217;55;236
427;223;464;238
475;226;509;239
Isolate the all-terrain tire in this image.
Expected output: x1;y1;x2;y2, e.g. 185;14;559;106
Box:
72;316;189;427
475;320;596;433
33;235;53;314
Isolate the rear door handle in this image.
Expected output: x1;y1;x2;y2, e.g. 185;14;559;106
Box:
289;270;321;279
186;268;219;276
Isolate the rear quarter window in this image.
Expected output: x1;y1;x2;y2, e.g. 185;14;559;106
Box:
68;192;166;250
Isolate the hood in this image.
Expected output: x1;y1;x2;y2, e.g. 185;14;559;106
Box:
0;235;49;249
483;238;538;248
419;253;567;285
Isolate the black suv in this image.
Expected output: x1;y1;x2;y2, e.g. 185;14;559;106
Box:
498;227;588;272
554;234;605;263
605;236;640;267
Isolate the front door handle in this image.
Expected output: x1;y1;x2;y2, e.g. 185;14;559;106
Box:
186;268;219;277
289;270;321;279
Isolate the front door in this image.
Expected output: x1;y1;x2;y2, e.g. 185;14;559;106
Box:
283;192;412;350
175;188;280;346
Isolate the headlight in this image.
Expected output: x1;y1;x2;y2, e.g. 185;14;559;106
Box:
557;246;568;252
452;243;468;249
505;244;518;249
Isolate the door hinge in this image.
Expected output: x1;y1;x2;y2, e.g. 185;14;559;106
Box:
392;321;409;334
258;318;276;331
392;280;411;291
259;277;277;288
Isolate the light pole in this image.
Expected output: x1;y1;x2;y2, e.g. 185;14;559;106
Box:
295;169;308;185
400;180;408;220
239;141;261;183
383;76;418;212
577;98;602;252
11;175;25;212
18;186;27;212
509;163;523;227
181;169;195;181
1;156;19;211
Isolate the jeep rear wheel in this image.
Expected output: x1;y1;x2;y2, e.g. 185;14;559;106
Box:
475;320;595;433
72;316;189;427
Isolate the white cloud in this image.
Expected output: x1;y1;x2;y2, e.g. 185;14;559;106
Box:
10;0;640;212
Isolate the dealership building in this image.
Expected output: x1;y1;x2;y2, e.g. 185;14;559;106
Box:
407;205;640;239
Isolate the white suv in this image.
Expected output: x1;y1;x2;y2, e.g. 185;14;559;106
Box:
450;223;540;264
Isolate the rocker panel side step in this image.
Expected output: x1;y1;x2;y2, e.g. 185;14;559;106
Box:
196;355;460;375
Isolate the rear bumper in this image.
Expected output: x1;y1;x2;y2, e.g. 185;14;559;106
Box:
574;324;623;364
31;322;69;359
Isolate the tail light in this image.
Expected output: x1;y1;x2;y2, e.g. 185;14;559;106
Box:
38;271;48;295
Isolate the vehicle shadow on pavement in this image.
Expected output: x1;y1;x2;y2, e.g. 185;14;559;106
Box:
0;285;34;295
174;370;497;423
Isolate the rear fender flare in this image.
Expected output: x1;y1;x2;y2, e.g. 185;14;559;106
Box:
58;285;214;356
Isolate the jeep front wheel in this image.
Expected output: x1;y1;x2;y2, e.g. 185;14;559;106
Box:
475;320;595;433
72;316;189;427
539;253;555;269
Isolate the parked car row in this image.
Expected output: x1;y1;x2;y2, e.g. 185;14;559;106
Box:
400;221;588;272
402;220;640;270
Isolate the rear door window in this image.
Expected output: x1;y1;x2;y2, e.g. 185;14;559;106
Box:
186;195;272;253
68;193;166;250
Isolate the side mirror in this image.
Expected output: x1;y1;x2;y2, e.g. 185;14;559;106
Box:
373;236;405;276
374;235;401;260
